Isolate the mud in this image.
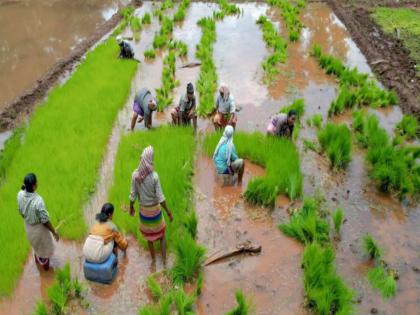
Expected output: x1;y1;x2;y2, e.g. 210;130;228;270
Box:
326;0;420;117
0;1;141;132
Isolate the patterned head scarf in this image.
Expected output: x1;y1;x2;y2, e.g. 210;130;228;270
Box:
219;85;230;102
213;125;235;166
135;146;154;183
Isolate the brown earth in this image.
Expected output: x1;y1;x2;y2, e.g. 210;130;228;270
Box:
326;0;420;117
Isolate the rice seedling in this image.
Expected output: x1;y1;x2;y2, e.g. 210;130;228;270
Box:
0;127;24;179
33;301;48;315
113;6;135;36
0;39;136;296
213;0;241;20
152;8;163;22
173;288;195;314
317;123;352;169
203;131;303;205
280;98;305;118
363;234;382;260
225;290;252;315
173;0;191;23
396;115;418;139
169;40;188;57
142;13;152;25
196;271;204;295
306;114;323;128
332;208;344;234
144;49;156;59
279;198;330;245
368;266;397;299
47;282;68;315
268;0;306;41
147;276;163;301
160;0;174;11
303;139;320;153
155;50;180;111
302;243;354;314
184;210;198;239
130;16;142;41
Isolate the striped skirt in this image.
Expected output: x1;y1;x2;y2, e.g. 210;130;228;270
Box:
139;204;166;241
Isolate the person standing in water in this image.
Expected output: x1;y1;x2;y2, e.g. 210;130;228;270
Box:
17;173;59;270
129;146;173;266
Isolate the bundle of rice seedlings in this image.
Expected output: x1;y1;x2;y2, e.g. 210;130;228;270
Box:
184;210;198;239
47;282;68;315
174;288;195;314
396;115;418;139
268;0;305;41
328;85;357;116
144;49;156;59
147;276;163;301
368;266;397;299
160;0;174;10
318;123;352;169
33;301;48;315
280;98;305;118
213;0;241;20
225;290;252;315
173;0;191;22
130;16;142;41
169;40;188;57
156;51;179;111
362;234;382;259
306;114;322;128
332;208;344;234
142;13;151;25
303;139;320;153
279;198;330;244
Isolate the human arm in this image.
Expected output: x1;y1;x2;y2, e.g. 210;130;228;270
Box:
155;175;173;222
231;145;239;161
113;230;128;251
37;200;59;241
131;112;138;131
43;221;59;241
160;200;173;222
228;95;236;123
129;176;137;216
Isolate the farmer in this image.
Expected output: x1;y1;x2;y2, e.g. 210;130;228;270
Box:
18;173;59;270
213;125;245;184
117;35;135;59
171;82;197;129
83;203;128;264
129;146;173;265
131;88;158;131
213;85;237;130
266;110;297;139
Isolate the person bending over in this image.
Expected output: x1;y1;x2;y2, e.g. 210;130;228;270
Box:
117;35;134;59
266;110;297;139
171;83;197;130
213;85;237;130
131;88;157;130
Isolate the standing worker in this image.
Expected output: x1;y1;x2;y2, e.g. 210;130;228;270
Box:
129;146;173;266
266;110;297;139
213;85;237;130
213;125;245;184
131;88;158;131
18;173;59;270
117;35;135;59
171;83;197;130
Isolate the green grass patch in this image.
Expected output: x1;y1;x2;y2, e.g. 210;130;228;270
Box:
318;123;352;169
306;114;323;129
0;39;136;296
268;0;306;41
396;115;418;140
372;8;420;76
173;0;191;22
368;266;397;299
225;290;252;315
142;13;152;25
203;131;302;206
0;127;24;179
362;234;382;260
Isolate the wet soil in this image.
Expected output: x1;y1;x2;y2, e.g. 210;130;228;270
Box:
326;0;420;118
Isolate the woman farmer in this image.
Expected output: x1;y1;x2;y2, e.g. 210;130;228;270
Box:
213;85;237;130
83;203;128;263
17;173;59;270
129;146;173;265
213;125;245;184
171;83;197;130
131;88;158;131
266;110;297;139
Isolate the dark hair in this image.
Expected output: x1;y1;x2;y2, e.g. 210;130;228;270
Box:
288;109;297;118
96;203;114;223
22;173;37;192
186;82;194;94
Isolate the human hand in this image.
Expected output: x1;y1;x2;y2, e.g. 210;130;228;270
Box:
129;206;135;216
53;231;59;242
167;211;173;222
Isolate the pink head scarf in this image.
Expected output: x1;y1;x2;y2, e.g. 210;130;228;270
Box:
135;146;154;183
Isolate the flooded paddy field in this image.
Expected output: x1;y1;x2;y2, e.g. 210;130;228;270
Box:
0;1;419;315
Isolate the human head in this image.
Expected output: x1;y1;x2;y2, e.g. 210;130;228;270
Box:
186;83;194;100
116;35;123;44
21;173;37;192
219;84;230;101
223;125;234;139
96;203;114;222
148;98;157;111
287;110;297;126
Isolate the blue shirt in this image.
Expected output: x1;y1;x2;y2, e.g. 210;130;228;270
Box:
213;143;238;174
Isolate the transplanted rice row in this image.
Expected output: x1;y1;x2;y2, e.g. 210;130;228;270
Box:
0;39;137;296
268;0;306;41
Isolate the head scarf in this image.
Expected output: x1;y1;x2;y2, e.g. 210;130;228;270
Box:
135;146;154;183
213;125;235;166
219;85;230;102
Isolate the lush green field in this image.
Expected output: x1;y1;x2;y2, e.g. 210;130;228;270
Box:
203;131;302;206
372;8;420;76
0;39;137;296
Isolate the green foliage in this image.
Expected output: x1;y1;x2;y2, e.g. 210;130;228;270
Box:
196;271;204;295
372;8;420;76
156;51;179;111
142;13;152;25
130;16;142;41
160;0;174;11
396;115;418;139
279;198;330;245
196;17;218;116
303;139;319;153
113;7;135;36
139;287;195;315
144;49;156;59
332;208;344;234
173;0;191;22
0;40;136;296
363;234;382;259
213;0;241;20
0;127;24;179
173;288;195;314
152;17;174;50
171;233;206;284
47;282;68;315
280;98;305;119
147;276;163;300
267;0;306;41
203;131;303;205
306;114;323;128
318;123;352;169
33;301;48;315
184;210;198;239
225;290;251;315
302;243;354;314
169;40;188;57
256;15;288;82
368;266;397;299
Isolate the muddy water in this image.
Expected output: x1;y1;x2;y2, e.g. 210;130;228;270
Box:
0;0;129;110
195;155;307;315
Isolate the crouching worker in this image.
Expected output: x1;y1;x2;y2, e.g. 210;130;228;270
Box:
18;173;59;271
213;125;245;184
131;88;158;131
213;85;237;130
171;83;197;130
266;110;297;139
117;35;134;59
83;203;128;264
129;146;173;266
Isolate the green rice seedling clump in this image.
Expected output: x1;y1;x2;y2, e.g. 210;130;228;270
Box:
368;266;397;299
225;290;252;315
130;16;142;41
0;127;24;179
160;0;174;11
173;0;191;22
33;301;48;315
0;39;136;296
152;16;174;50
144;49;156;59
332;208;344;234
279;198;330;244
156;51;179;111
317;123;352;169
306;114;322;128
363;234;382;259
203;131;303;205
139;287;195;315
396;115;418;139
113;6;135;36
213;0;241;20
268;0;306;41
142;13;151;25
302;243;354;314
169;40;188;57
147;276;163;301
